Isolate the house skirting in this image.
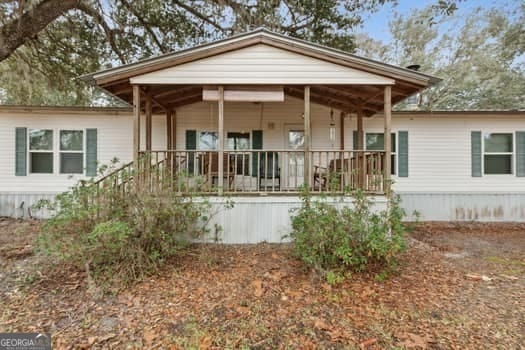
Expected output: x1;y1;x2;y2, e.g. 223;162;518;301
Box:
2;192;524;243
399;192;525;222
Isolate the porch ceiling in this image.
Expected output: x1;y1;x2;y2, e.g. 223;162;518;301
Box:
103;83;419;116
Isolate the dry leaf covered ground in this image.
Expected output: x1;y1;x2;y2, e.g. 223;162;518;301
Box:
0;217;524;349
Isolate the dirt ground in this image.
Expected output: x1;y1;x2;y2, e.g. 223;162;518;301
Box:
0;217;524;349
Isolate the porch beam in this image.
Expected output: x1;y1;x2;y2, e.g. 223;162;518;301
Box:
132;85;141;163
285;87;353;113
384;86;392;194
304;85;311;189
145;94;152;151
140;87;167;111
218;85;224;195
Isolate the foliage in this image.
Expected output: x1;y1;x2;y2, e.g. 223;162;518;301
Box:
36;160;230;288
289;189;407;275
0;0;462;105
355;3;525;110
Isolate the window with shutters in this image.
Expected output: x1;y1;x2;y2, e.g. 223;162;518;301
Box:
365;133;396;175
60;130;84;174
483;133;513;175
29;129;54;173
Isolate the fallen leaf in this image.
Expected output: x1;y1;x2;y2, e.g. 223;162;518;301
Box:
360;338;377;349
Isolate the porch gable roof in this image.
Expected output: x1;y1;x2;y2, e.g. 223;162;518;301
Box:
81;28;441;116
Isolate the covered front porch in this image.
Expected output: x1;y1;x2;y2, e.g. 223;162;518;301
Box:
130;84;393;195
83;29;437;196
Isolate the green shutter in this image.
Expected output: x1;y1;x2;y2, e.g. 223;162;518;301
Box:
398;131;408;177
516;131;525;177
353;130;358;150
252;130;263;176
15;127;27;176
471;131;482;177
85;128;98;177
185;130;197;175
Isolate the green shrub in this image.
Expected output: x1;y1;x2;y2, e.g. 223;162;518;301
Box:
289;189;407;275
36;161;230;288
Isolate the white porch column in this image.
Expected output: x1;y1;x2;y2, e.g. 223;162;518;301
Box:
304;86;311;188
384;86;392;194
218;85;225;195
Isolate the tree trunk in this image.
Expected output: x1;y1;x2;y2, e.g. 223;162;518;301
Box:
0;0;82;62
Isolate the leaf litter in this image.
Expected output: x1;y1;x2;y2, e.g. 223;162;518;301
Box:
0;218;524;349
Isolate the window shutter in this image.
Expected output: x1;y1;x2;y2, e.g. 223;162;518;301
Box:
252;130;263;176
185;130;197;175
516;131;525;177
15;127;27;176
353;130;358;150
398;131;409;177
471;131;482;177
85;128;98;177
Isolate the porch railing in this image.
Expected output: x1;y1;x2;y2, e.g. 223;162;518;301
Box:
136;150;385;194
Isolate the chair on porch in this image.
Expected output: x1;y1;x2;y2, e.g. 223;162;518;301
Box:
313;158;349;191
258;152;280;191
200;153;235;190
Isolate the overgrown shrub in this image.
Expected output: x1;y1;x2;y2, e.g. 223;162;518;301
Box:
36;161;231;288
289;189;407;275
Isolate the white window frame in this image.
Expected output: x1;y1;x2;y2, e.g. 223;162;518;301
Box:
27;128;87;176
365;131;397;176
59;129;85;175
226;130;251;176
482;132;514;176
28;129;54;174
197;130;218;151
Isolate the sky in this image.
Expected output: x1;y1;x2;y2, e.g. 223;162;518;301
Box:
357;0;517;43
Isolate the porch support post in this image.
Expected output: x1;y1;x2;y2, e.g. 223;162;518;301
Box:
145;94;152;151
166;109;172;150
384;86;392;194
171;109;177;149
218;85;225;195
304;85;311;189
132;85;141;163
356;106;364;189
339;111;345;150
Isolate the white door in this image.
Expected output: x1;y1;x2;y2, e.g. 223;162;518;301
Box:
286;128;305;189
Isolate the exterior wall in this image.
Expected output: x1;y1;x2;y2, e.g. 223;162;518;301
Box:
0;105;524;223
130;44;394;85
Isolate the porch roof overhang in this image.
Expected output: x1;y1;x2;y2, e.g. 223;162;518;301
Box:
80;28;441;116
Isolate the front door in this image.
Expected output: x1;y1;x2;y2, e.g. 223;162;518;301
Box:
286;127;305;189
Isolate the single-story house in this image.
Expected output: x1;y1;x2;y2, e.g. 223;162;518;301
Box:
1;28;524;242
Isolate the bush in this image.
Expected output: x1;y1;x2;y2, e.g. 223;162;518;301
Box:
289;189;407;274
36;162;230;288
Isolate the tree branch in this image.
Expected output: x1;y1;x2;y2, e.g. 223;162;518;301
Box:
0;0;81;62
74;2;127;64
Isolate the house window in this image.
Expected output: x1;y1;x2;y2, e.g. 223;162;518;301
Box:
227;132;250;175
198;131;218;150
60;130;84;174
365;133;396;175
484;133;513;174
29;129;54;173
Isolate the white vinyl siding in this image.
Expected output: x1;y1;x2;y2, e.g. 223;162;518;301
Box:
1;106;525;195
130;44;394;85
